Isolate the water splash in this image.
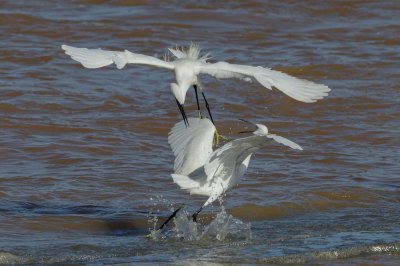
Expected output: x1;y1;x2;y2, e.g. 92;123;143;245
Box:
146;194;176;236
149;206;252;242
173;210;200;241
0;251;21;265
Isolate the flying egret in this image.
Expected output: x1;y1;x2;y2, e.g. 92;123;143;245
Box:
61;44;331;127
158;117;302;229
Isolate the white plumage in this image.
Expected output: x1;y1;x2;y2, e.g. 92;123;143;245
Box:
61;45;173;70
61;44;331;105
168;117;302;208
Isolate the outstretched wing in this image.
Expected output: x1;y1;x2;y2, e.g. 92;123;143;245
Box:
168;117;215;175
200;61;330;103
61;45;174;70
267;134;303;150
204;132;303;182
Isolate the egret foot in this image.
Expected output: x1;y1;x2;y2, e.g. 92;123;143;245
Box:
213;129;229;146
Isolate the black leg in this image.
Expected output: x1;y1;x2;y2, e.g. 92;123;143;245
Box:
193;85;201;113
176;99;189;127
158;206;183;230
201;92;215;125
192;206;203;222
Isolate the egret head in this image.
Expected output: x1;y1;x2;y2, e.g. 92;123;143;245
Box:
168;43;211;62
170;83;186;104
239;119;268;136
253;124;269;136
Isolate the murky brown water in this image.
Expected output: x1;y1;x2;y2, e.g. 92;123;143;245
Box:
1;0;399;264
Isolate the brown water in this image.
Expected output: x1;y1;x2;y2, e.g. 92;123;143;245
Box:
1;0;400;264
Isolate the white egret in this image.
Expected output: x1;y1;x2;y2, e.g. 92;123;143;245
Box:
61;44;331;127
158;117;302;229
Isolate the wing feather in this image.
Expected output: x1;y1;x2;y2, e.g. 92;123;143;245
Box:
61;45;118;68
61;45;174;70
204;136;267;182
204;132;302;182
171;174;200;190
168;117;215;175
200;61;330;103
267;134;303;150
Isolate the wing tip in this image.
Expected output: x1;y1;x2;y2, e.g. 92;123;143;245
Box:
256;69;332;103
61;44;74;51
296;145;303;151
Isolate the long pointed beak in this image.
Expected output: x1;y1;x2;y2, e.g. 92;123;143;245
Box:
176;99;189;127
238;130;254;134
239;118;253;124
238;118;256;134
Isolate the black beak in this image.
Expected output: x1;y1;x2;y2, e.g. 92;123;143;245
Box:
176;99;189;127
238;118;255;134
238;130;254;134
239;118;253;125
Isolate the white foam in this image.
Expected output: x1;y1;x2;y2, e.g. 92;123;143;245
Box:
149;206;252;242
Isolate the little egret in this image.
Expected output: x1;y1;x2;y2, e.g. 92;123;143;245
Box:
158;117;302;229
61;44;331;127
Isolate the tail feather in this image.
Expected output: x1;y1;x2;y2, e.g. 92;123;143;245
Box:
171;174;199;190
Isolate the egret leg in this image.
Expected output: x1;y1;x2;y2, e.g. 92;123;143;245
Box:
175;99;189;127
200;92;219;145
192;206;203;222
193;85;202;118
201;92;214;125
199;92;228;145
158;205;184;230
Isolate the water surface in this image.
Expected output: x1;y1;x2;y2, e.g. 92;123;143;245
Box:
0;0;399;264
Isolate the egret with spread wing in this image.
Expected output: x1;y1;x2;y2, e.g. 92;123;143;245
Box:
158;117;302;229
61;44;331;127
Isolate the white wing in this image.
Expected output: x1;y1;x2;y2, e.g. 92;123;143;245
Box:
61;45;174;70
267;134;303;150
204;132;303;182
200;61;330;103
204;135;267;182
168;117;215;175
